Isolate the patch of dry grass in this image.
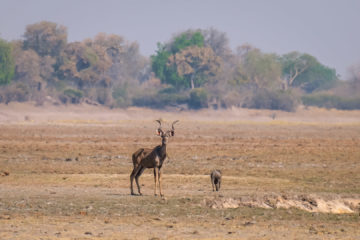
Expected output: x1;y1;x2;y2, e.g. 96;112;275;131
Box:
0;105;359;239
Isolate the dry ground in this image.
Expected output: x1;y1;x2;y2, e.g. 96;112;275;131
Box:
0;103;360;239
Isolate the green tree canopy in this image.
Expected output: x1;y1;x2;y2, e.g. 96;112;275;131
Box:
170;31;204;54
295;63;338;93
280;52;315;89
280;52;338;92
0;38;15;85
151;30;224;90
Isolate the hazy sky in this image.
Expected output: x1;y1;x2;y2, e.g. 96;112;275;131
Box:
1;0;359;78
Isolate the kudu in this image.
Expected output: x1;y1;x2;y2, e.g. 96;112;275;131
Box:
130;120;179;196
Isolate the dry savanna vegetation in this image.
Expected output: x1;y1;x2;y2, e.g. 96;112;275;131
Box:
0;103;360;239
2;22;360;112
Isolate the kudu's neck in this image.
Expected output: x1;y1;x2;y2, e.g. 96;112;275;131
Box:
159;141;167;158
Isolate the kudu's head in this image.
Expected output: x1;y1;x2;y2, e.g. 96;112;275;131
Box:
156;120;179;145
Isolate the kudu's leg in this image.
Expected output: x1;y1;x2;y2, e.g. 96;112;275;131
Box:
130;167;138;195
215;179;219;191
154;167;159;196
134;166;145;195
159;168;163;197
211;176;215;192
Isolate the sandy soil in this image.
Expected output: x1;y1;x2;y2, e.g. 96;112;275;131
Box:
0;102;359;239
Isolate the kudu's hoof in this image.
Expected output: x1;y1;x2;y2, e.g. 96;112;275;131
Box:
131;192;142;196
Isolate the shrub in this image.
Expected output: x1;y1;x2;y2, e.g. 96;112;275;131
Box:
302;94;360;110
132;92;188;109
188;88;208;109
0;83;29;103
62;88;83;104
112;87;127;100
112;86;131;108
244;89;298;112
158;86;178;94
220;90;242;108
113;96;131;108
96;88;113;106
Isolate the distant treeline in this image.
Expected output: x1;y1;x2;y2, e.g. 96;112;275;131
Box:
0;21;359;111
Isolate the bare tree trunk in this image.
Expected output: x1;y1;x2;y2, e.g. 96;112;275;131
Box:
253;76;260;89
287;66;308;88
281;75;290;90
288;68;298;87
190;74;195;89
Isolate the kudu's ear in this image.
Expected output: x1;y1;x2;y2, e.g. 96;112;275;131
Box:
156;119;163;136
157;128;163;136
171;120;179;137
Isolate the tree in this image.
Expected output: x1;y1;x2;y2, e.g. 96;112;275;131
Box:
39;55;56;82
280;52;338;92
169;31;204;54
202;28;232;60
57;42;95;85
280;52;314;90
293;61;337;93
93;33;147;86
234;45;282;89
9;39;57;104
23;21;67;57
151;43;171;83
151;30;226;90
14;49;42;89
167;46;221;89
0;38;15;85
56;33;146;106
92;33;147;106
151;42;186;90
57;40;111;88
151;31;206;89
